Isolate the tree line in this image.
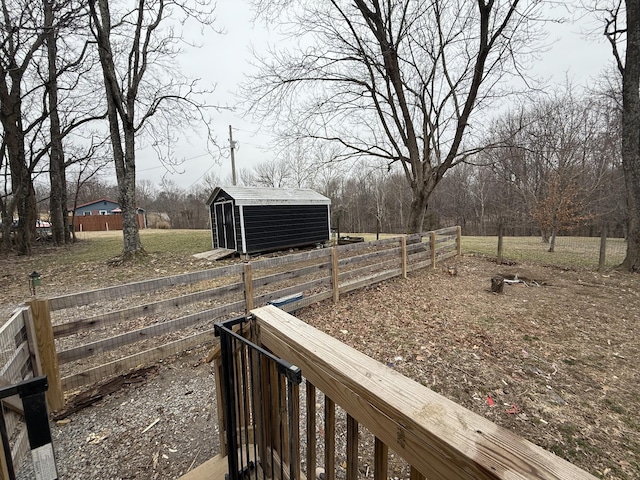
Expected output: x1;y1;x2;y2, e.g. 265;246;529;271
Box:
61;80;626;245
2;0;639;271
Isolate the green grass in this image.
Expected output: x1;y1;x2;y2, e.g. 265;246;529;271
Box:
462;235;626;269
23;229;212;272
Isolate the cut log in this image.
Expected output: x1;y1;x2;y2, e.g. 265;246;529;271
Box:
491;276;504;293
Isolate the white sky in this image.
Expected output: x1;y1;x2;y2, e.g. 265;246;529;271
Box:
133;1;616;191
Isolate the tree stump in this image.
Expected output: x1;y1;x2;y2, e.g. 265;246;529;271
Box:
491;276;504;293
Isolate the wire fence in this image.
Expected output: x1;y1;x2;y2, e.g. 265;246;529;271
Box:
463;235;627;270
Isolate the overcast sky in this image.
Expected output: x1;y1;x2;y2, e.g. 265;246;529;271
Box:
133;1;616;191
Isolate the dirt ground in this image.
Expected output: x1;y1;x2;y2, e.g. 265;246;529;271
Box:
2;249;639;479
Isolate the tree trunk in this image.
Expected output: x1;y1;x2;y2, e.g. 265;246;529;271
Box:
620;0;640;271
3;110;35;255
44;0;68;247
406;188;429;234
548;226;557;253
119;131;143;257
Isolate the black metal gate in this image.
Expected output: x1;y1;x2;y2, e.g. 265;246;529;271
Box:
0;376;57;480
215;316;302;480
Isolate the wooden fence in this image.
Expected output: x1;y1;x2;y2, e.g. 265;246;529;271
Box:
0;307;43;476
25;226;460;406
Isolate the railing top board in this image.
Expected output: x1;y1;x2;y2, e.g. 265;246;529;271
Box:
252;305;596;480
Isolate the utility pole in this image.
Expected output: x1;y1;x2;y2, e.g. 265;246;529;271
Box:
229;125;237;186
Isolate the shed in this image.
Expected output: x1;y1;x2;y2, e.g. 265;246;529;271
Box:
206;186;331;254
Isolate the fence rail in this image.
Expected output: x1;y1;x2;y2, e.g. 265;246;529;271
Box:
22;226;460;403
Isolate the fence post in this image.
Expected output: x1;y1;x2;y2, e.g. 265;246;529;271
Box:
599;224;608;272
331;246;339;303
400;236;407;279
497;223;504;265
456;226;462;257
26;299;64;412
243;262;254;312
430;231;436;269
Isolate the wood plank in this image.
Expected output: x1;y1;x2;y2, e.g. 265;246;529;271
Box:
337;247;400;268
306;382;317;480
430;231;436;269
48;263;244;311
0;342;29;384
192;248;235;261
57;301;245;364
432;226;458;236
401;237;407;279
339;269;402;295
250;248;331;271
53;281;244;338
436;250;458;262
61;329;216;391
411;466;426;480
331;247;339;304
278;292;333;314
324;396;335;480
178;453;228;480
290;381;301;480
253;306;598;480
336;237;399;254
26;299;64;411
10;425;29;475
252;263;330;290
244;263;254;312
346;415;358;480
253;278;331;308
374;437;388;480
22;308;42;377
338;259;398;283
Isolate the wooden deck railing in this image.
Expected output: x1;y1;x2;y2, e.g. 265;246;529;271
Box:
245;305;597;480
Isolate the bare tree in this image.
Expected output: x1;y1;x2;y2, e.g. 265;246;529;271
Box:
599;0;640;270
246;0;545;233
88;0;215;259
0;0;49;254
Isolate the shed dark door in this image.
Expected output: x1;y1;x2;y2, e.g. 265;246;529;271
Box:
215;201;236;250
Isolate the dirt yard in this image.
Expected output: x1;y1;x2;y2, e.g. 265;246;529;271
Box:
2;248;639;479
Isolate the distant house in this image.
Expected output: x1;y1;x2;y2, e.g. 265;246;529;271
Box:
70;199;146;231
206;186;331;255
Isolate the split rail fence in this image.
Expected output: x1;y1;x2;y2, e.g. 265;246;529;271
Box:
6;227;459;414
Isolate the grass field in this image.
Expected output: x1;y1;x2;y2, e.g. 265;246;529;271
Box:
463;235;627;269
15;230;626;276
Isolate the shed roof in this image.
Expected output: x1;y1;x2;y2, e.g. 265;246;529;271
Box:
207;186;331;206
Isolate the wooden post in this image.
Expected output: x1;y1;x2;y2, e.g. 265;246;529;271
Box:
331;246;339;304
456;225;462;257
400;236;407;279
410;466;426;480
598;224;608;272
306;382;317;480
243;262;254;312
346;415;359;480
324;396;335;480
497;222;504;265
22;308;43;376
430;231;436;269
27;299;64;411
374;437;388;480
